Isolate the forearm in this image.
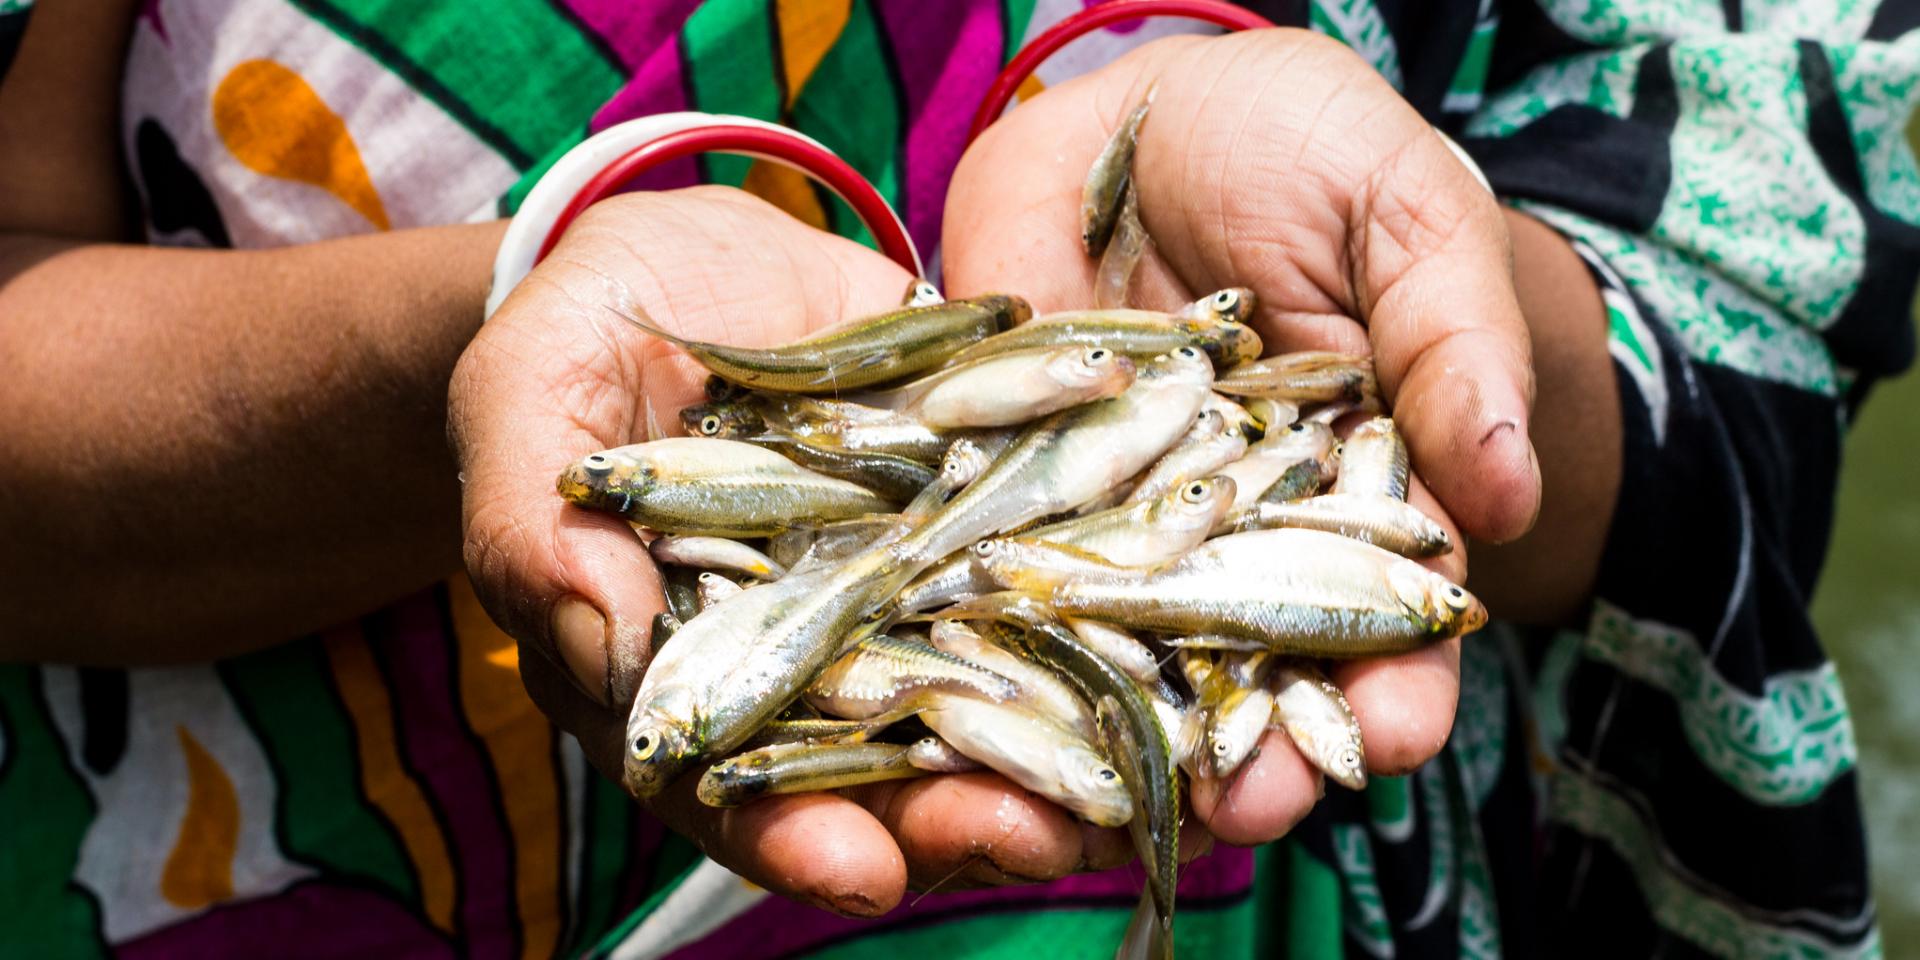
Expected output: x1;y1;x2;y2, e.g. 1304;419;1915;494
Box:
1464;208;1622;626
0;221;506;660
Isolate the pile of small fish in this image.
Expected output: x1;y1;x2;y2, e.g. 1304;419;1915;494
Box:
553;94;1484;960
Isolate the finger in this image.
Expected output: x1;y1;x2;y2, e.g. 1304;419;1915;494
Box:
1351;133;1541;544
1327;639;1462;776
851;772;1091;888
1406;474;1469;585
1248;310;1373;357
1190;729;1322;846
944;37;1204;312
657;777;909;917
1103;31;1540;542
449;187;914;703
1082;821;1137;873
529;638;913;917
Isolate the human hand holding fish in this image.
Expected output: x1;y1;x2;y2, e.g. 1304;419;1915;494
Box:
450;187;1141;918
452;27;1556;959
944;29;1528;853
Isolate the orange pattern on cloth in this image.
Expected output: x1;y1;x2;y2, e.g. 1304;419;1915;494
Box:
776;0;852;103
160;726;239;908
212;59;392;230
322;628;458;933
742;162;831;230
447;576;565;960
740;0;855;235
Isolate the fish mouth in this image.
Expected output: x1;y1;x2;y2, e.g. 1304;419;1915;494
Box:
1460;600;1490;635
556;468;595;504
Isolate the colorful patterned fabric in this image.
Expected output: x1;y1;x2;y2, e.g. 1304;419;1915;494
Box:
0;0;1915;957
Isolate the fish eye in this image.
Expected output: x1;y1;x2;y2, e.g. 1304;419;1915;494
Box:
1181;481;1208;503
1212;739;1231;756
1212;290;1237;309
944;459;962;474
1085;348;1111;364
1177;347;1200;360
1341;748;1362;770
583;453;612;475
972;540;997;557
1096;767;1119;782
1288;423;1307;434
699;415;723;436
631;730;660;761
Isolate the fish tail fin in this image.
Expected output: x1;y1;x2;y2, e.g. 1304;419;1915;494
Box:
1114;886;1174;960
605;302;697;350
642;393;666;442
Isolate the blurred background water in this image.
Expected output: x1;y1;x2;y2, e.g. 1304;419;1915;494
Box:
1811;320;1920;950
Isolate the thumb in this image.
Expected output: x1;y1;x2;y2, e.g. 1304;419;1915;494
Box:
449;264;669;707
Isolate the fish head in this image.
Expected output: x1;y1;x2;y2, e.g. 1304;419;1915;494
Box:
1059;744;1135;828
1139;345;1218;394
1045;345;1136;395
1387;565;1487;638
939;439;994;488
1441;581;1489;636
970;293;1035;331
1296;721;1368;791
1411;516;1453;556
1204;394;1260;437
1328;740;1369;790
1149;476;1238;542
1262;420;1337;464
1206;729;1254;779
903;278;944;308
679;400;763;439
623;692;703;799
556;448;651;517
971;539;1079;592
928;618;984;652
694;752;774;807
1176;288;1263;366
1186;408;1227;440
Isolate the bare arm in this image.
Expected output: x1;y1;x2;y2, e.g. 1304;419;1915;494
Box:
0;0;505;659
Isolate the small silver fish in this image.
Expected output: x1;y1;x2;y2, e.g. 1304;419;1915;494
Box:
1269;663;1367;790
906;735;985;773
697;740;924;807
854;345;1137;428
558;438;895;537
649;536;787;580
1125;409;1248;506
695;571;746;610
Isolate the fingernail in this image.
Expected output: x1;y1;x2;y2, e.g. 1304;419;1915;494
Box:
550;597;612;707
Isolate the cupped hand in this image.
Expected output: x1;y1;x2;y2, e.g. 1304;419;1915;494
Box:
945;28;1536;841
448;187;1128;915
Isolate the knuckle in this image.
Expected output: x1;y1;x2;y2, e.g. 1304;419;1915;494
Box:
462;491;557;641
